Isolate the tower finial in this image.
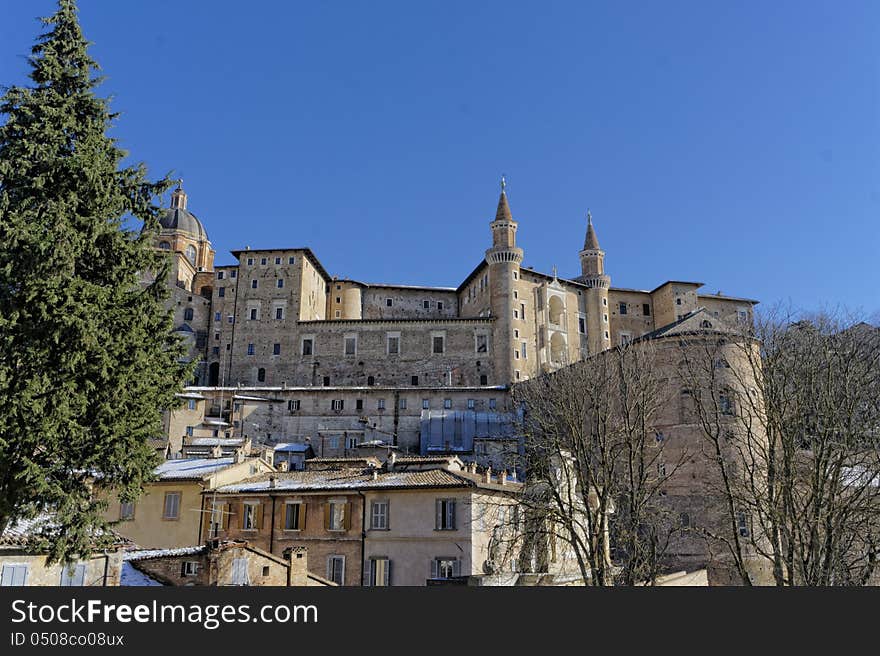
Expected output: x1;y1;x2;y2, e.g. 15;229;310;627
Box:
500;174;507;194
587;209;592;225
552;265;558;279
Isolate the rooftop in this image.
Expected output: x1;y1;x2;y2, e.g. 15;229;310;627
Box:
154;457;236;481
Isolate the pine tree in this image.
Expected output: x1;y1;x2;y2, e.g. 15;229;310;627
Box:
0;0;192;563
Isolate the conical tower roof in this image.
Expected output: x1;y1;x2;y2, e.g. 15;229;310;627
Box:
583;210;600;250
495;190;512;222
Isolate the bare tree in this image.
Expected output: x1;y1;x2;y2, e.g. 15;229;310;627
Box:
677;308;880;585
508;341;684;585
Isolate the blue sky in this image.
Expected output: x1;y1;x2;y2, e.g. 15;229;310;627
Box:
1;1;878;315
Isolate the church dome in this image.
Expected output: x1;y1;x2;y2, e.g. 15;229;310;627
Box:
160;207;208;241
160;182;208;241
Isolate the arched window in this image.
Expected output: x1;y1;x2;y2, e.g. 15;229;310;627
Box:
183;308;194;321
185;244;197;264
257;368;266;383
158;241;171;250
548;296;565;325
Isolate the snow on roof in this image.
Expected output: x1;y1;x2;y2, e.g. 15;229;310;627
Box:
233;395;273;402
273;443;311;452
124;546;206;561
154;458;235;480
201;419;230;426
188;438;243;446
176;392;205;400
120;562;164;586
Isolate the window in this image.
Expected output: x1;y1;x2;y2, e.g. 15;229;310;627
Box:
488;398;496;409
432;335;445;354
180;561;199;577
423;300;430;309
247;343;255;355
251;279;258;289
514;349;520;360
411;376;419;386
387;334;400;355
619;332;632;345
655;431;665;442
386;298;393;307
515;370;520;380
657;462;667;477
476;334;488;353
288;256;295;265
513;309;519;319
603;297;607;306
277;279;284;288
520;303;525;318
336;297;341;304
187;399;196;411
643;303;651;316
323;376;330;387
227;315;234;323
355;399;363;411
331;399;344;411
367;376;375;386
327;556;345;585
249;308;258;320
378;398;386;410
480;375;489;386
720;393;734;415
217;271;225;280
184;244;196;264
260;257;267;265
275;257;282;265
443;399;452;409
514;329;519;338
284;503;303;531
257;368;266;383
273;343;281;356
422;399;430;409
183;308;194;321
120;501;135;520
512;271;518;280
158;241;171;250
603;314;608;323
680;512;691;528
302;338;313;355
218;287;225;298
214;312;221;322
212;346;220;355
438;301;443;310
163;492;181;520
467;399;475;410
231;558;249;585
0;564;28;586
371;501;389;530
288;399;300;411
399;398;407;410
335;310;341;318
432;558;460;579
60;563;86;586
327;502;347;531
521;341;528;359
676;298;682;305
619;302;627;315
369;558;390;586
230;270;237;278
242;502;260;530
329;436;339;449
737;511;750;537
435;498;456;530
247;258;254;266
578;317;586;334
275;307;284;320
344;336;357;356
262;566;271;577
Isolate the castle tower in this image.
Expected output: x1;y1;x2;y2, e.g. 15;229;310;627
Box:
485;177;524;384
579;211;611;354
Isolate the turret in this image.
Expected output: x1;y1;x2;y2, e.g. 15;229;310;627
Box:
485;177;524;384
578;211;611;354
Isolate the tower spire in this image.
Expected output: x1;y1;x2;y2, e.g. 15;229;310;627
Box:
494;175;512;222
583;209;600;250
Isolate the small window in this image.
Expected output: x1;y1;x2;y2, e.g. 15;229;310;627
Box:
273;343;281;355
432;336;445;354
476;334;488;353
399;398;407;410
680;512;691;528
119;502;135;520
228;315;234;323
720;393;734;416
676;298;682;306
275;307;284;320
578;317;586;334
443;399;452;409
331;399;344;411
183;308;194;321
371;501;389;530
257;368;266;383
247;258;255;266
643;303;651;316
218;287;225;298
187;399;196;411
230;270;237;278
181;561;199;577
387;335;400;355
262;566;271;577
619;302;627;315
251;279;258;289
467;399;475;410
217;271;225;280
163;492;181;520
185;426;193;436
327;555;345;585
302;338;313;355
336;297;341;304
275;257;282;265
288;256;295;264
249;308;258;320
335;310;341;318
480;375;489;386
422;399;430;409
435;498;456;530
323;376;330;387
260;257;268;265
288;399;301;411
411;376;419;386
438;301;443;310
212;347;219;355
367;375;375;386
277;279;284;288
242;502;260;530
378;399;386;410
488;398;496;409
284;503;302;530
737;511;750;537
512;271;518;280
521;341;527;359
369;557;390;586
327;502;346;531
344;336;357;356
423;300;430;309
355;399;363;411
60;563;87;586
386;298;393;307
247;343;255;355
214;312;221;322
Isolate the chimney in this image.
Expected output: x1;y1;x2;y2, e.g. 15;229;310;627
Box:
484;467;492;484
498;470;507;485
234;448;246;464
387;451;397;471
211;443;223;459
372;469;378;481
269;475;277;489
242;437;252;455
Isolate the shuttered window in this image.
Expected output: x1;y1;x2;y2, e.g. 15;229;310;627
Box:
435;499;456;530
59;563;86;586
0;564;28;586
231;558;249;585
369;558;391;586
163;492;181;520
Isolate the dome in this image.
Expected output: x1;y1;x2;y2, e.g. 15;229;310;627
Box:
160;207;208;241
